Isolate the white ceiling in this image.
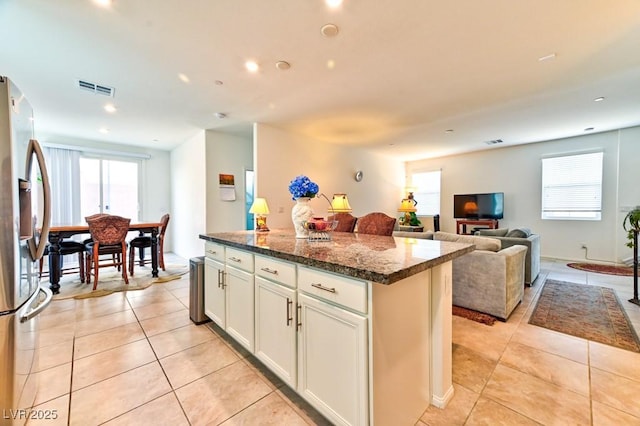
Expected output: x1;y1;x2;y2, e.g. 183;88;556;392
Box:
2;0;640;161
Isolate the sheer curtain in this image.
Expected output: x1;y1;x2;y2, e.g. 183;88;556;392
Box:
44;147;81;226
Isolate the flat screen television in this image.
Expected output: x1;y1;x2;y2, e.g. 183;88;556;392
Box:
454;192;504;219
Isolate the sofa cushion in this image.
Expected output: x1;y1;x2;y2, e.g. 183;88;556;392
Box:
433;231;501;252
475;228;510;237
393;230;434;239
506;228;531;238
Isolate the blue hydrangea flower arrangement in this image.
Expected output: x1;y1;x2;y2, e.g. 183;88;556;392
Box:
288;175;319;200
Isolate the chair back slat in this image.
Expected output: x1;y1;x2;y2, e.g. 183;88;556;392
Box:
357;212;396;236
87;215;131;245
159;213;170;237
328;213;357;233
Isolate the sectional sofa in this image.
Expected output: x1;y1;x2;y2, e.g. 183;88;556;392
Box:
474;228;540;285
432;231;528;320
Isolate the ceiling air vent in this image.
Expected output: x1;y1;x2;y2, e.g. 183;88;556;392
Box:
77;79;115;97
484;139;503;145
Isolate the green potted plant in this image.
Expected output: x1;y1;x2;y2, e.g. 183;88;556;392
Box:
623;206;640;305
623;206;640;248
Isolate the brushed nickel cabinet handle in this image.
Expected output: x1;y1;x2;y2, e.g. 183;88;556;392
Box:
218;270;226;289
228;256;241;263
261;267;278;275
311;283;336;293
296;304;302;331
286;298;293;326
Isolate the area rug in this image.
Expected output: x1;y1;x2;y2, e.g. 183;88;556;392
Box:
567;262;634;276
452;305;497;326
51;264;189;300
529;279;640;352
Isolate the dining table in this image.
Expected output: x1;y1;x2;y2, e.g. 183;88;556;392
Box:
46;221;162;294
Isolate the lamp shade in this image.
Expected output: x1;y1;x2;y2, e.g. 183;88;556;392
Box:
331;193;352;213
249;198;270;215
398;199;417;213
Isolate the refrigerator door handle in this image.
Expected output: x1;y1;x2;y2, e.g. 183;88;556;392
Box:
25;139;51;261
20;285;53;323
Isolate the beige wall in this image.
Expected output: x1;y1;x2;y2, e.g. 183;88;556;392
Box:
170;130;206;259
254;123;405;229
205;130;253;232
406;126;640;263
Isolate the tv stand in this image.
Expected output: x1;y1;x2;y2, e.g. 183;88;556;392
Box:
456;219;499;235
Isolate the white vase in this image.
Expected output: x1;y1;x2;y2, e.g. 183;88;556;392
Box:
291;197;314;238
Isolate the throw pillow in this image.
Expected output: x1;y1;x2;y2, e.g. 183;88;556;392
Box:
506;228;531;238
475;228;509;237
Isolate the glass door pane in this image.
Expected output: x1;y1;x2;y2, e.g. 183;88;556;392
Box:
103;160;138;221
80;158;101;218
79;158;139;221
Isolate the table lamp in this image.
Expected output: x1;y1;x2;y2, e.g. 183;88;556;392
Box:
398;198;417;225
331;193;352;213
249;197;270;232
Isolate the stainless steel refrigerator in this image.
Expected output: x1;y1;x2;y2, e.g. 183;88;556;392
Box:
0;76;52;423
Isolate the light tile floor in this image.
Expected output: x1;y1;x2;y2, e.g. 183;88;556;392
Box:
30;255;640;425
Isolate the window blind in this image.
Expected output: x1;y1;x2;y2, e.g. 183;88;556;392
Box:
412;170;441;215
541;151;603;220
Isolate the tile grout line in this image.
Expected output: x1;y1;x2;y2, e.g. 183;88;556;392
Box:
126;289;194;425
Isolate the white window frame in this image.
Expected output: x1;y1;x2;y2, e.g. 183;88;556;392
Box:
541;151;603;221
410;170;441;216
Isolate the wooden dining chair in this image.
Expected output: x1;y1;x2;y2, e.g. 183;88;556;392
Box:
40;240;86;282
328;212;358;232
85;214;131;290
128;213;170;276
356;212;397;236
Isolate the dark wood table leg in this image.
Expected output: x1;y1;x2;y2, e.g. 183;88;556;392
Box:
150;228;159;277
48;233;62;294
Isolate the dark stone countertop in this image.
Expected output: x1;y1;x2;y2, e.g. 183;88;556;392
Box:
199;229;474;285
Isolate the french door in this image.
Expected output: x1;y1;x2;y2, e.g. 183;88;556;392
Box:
79;157;139;221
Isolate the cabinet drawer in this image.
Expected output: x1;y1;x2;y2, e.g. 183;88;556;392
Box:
255;255;296;288
204;241;225;262
226;248;254;273
298;266;367;314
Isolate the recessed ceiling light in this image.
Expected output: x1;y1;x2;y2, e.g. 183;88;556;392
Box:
538;53;556;62
104;103;117;113
178;73;190;83
321;23;339;37
327;59;336;69
214;112;226;119
92;0;112;8
445;129;454;133
584;127;595;132
245;61;259;73
98;128;109;134
593;97;605;102
214;80;223;85
326;0;343;8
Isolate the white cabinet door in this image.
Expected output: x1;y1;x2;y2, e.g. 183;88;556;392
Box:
225;265;255;352
297;293;368;426
204;257;226;328
254;276;297;387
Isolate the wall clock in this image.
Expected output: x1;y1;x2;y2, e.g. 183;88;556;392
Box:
354;170;363;182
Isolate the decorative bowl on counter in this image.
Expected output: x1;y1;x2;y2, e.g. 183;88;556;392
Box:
303;218;338;241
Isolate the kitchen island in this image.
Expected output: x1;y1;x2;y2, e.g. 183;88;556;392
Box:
199;230;474;426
